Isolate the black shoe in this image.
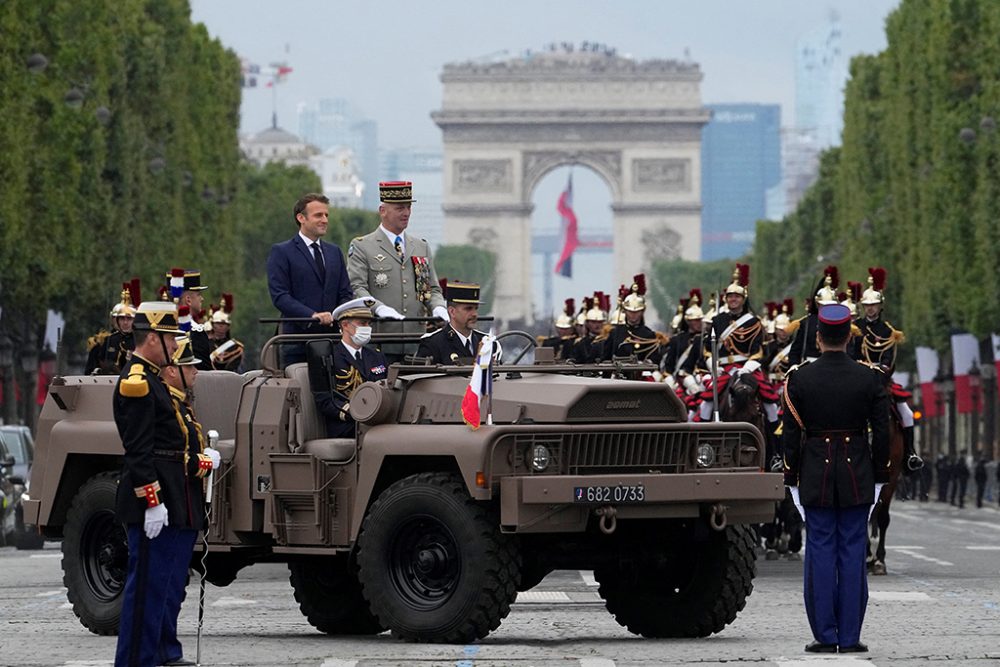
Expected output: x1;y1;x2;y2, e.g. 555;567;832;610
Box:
805;641;838;653
160;659;196;666
839;642;869;653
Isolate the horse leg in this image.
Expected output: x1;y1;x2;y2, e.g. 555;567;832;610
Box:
872;494;892;575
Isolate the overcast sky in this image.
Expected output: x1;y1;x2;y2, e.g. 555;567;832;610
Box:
190;0;900;148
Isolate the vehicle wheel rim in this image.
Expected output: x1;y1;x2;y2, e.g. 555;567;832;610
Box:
387;515;460;611
81;510;126;602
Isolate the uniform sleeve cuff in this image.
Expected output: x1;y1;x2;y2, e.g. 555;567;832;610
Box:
196;454;213;478
134;481;162;508
783;474;798;487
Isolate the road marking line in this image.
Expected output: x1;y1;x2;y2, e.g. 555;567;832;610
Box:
61;662;113;666
776;658;876;666
884;545;924;550
517;591;571;602
35;589;64;597
320;661;358;667
579;570;598;587
966;545;1000;550
210;596;257;607
896;549;953;566
869;591;932;601
29;553;60;558
579;660;617;667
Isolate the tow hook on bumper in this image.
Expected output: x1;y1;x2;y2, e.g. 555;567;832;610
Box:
595;506;617;534
709;503;728;531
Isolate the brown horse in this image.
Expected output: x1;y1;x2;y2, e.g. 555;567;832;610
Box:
868;410;904;575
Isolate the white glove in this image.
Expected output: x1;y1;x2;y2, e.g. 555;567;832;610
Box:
144;504;169;539
788;486;806;522
204;447;221;470
375;304;405;320
432;305;450;323
741;359;761;375
869;483;885;520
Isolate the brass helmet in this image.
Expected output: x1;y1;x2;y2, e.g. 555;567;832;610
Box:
576;297;591;327
814;265;839;305
860;267;886;305
586;291;609;322
702;293;718;323
110;278;141;318
211;293;234;324
622;274;647;312
684;288;704;321
773;298;794;331
724;263;750;297
842;281;862;316
670;301;686;332
610;285;628;325
554;298;575;330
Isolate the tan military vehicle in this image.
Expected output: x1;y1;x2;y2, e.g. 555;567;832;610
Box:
22;334;783;643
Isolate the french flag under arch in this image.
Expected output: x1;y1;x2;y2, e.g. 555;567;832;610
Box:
461;331;497;430
553;174;578;278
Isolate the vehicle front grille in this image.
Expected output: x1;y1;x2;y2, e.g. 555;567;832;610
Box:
502;427;759;475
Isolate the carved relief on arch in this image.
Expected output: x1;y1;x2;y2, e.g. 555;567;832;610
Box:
453;159;513;193
467;227;499;252
522;150;622;200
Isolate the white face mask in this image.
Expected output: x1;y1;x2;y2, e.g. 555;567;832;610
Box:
350;326;372;347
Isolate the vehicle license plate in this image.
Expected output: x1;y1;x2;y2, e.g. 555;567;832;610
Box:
574;485;645;503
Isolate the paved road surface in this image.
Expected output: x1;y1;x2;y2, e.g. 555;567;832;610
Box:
2;500;999;666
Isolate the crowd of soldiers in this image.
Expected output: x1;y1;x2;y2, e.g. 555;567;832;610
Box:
85;270;245;378
539;261;924;472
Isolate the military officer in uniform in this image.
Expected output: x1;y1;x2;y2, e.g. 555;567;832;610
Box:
166;268;214;371
417;282;493;365
539;299;577;361
86;279;140;375
782;303;890;654
570;293;610;365
307;297;389;438
207;294;245;372
660;291;708;417
113;305;220;667
788;266;839;366
849;267;922;473
762;299;795;391
347;181;447;363
600;274;665;364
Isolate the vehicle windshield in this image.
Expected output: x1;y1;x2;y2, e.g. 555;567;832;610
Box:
0;429;32;465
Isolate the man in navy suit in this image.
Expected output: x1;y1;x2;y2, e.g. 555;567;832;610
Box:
267;193;353;366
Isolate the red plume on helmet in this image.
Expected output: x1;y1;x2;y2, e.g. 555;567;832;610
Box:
564;298;575;316
596;291;611;312
783;298;794;316
848;281;862;302
868;267;886;291
688;288;702;305
633;273;646;295
157;285;169;301
824;265;840;289
735;263;750;287
618;284;629;301
128;278;142;306
581;296;594;312
679;297;689;311
222;292;234;313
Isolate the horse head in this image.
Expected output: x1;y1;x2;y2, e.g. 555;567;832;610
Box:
720;371;761;423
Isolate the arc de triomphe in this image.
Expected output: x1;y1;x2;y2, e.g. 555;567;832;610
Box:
432;49;709;325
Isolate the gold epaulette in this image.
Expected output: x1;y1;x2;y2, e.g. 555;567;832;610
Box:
851;323;862;338
536;334;547;345
654;331;670;345
887;322;905;344
600;323;614;338
119;363;149;398
87;330;111;351
785;317;804;335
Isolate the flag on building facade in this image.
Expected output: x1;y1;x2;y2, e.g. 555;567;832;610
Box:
461;331;497;429
950;333;980;414
553;174;578;278
915;346;940;418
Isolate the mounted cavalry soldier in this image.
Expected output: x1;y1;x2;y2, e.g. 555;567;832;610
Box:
601;274;664;364
660;289;707;413
207;294;245;372
86;279;140;376
570;293;610;365
788;265;839;367
347;181;447;363
762;298;795;391
539;299;577;361
849;267;922;473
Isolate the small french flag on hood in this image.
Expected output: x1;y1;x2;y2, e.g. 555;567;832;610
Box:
461;331;497;430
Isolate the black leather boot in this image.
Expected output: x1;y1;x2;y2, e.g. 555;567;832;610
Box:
903;426;923;475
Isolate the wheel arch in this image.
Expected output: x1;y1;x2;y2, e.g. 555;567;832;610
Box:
46;455;121;538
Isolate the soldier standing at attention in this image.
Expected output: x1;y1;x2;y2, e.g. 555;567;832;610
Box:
166;268;214;371
782;303;890;655
347;181;447;363
113;304;220;667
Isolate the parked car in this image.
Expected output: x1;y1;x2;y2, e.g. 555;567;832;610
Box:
0;425;44;550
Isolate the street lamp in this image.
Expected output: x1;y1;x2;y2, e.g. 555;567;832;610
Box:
95;106;111;125
64;87;84;109
26;53;48;74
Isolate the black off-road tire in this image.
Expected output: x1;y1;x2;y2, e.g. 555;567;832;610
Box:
289;556;385;635
62;472;126;635
357;472;520;643
595;524;756;638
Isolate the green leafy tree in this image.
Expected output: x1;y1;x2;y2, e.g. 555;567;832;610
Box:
434;245;496;313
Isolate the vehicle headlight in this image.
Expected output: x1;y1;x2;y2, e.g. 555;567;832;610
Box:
530;444;551;472
695;444;716;468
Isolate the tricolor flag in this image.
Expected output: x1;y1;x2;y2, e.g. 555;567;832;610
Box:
461;331;497;430
553;174;578;278
992;333;1000;395
951;333;981;414
915;346;940;418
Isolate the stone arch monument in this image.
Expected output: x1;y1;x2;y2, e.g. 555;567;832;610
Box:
432;47;709;324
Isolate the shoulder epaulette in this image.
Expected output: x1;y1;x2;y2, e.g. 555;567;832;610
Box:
119;363;149;398
785;359;812;376
851;323;862;338
87;330;111;351
886;322;905;344
785;317;803;335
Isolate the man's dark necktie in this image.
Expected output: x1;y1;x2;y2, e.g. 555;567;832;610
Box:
467;339;475;357
394;235;404;261
311;241;326;282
